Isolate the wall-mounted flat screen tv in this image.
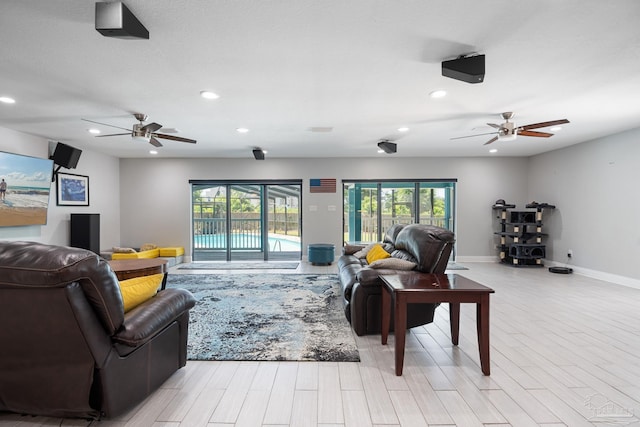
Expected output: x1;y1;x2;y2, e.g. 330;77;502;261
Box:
0;151;54;227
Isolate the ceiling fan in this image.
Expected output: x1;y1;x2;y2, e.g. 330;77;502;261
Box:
82;113;197;147
451;112;569;145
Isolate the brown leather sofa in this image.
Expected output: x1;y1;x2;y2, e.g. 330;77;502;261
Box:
338;224;455;336
0;241;196;419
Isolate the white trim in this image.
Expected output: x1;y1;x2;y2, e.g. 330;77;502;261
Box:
545;260;640;290
455;256;496;263
459;257;640;290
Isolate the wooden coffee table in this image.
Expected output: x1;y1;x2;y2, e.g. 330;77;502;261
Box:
108;258;168;281
380;272;494;376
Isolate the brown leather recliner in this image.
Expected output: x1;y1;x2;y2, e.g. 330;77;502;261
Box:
338;224;455;336
0;241;196;419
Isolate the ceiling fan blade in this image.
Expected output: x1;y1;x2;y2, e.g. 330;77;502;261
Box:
487;123;502;129
149;137;163;147
96;132;131;137
82;118;132;132
141;122;163;133
520;119;569;130
518;130;553;138
153;133;197;144
483;136;499;145
450;131;498;141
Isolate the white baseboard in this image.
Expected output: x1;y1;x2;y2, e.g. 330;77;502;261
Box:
455;256;496;263
456;256;640;290
545;260;640;290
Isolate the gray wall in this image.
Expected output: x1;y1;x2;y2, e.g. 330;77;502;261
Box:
528;127;640;282
4;123;638;285
0;126;121;248
119;156;530;261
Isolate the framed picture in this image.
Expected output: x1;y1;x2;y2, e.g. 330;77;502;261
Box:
56;173;89;206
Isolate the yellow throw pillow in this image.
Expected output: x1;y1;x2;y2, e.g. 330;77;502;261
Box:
119;273;165;312
366;243;391;264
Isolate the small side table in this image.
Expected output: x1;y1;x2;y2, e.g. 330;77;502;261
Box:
380;272;495;376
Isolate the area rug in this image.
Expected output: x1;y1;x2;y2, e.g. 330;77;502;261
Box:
178;261;300;270
165;274;360;362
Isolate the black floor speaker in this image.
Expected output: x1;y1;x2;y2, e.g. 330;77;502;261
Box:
70;213;100;254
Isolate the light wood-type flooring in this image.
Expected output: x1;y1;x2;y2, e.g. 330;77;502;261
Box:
2;261;639;426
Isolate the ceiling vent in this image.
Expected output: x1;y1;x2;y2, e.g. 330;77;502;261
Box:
95;2;149;39
307;127;333;133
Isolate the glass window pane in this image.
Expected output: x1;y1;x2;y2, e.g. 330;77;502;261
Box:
381;182;414;231
419;182;454;230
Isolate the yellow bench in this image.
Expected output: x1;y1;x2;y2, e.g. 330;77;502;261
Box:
111;247;184;260
111;248;160;260
159;247;185;257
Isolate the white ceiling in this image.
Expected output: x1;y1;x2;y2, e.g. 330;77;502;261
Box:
1;0;640;159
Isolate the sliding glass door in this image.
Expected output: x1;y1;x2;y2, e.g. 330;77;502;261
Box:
343;179;456;244
191;181;301;261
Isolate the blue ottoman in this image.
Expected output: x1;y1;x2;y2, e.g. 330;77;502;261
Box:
308;243;335;266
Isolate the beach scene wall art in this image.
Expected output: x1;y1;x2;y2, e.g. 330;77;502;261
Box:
0;151;54;227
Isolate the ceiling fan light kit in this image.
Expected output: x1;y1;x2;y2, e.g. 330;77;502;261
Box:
95;1;149;40
377;140;397;154
452;111;570;146
82;113;196;148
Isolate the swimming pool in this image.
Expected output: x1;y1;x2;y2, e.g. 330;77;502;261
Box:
193;233;301;252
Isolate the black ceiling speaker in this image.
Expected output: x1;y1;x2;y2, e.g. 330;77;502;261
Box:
51;142;82;169
95;2;149;39
442;54;485;84
252;149;265;160
377;140;397;154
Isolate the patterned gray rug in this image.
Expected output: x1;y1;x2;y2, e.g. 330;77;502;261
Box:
165;274;360;362
178;261;300;270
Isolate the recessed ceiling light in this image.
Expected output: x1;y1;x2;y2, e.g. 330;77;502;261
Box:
377;149;385;154
550;126;562;132
489;149;498;153
200;90;219;99
0;96;16;104
398;127;410;132
88;128;101;134
236;128;249;133
429;90;447;99
149;150;158;155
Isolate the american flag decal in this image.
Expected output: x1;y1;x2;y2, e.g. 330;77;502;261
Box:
309;178;336;193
